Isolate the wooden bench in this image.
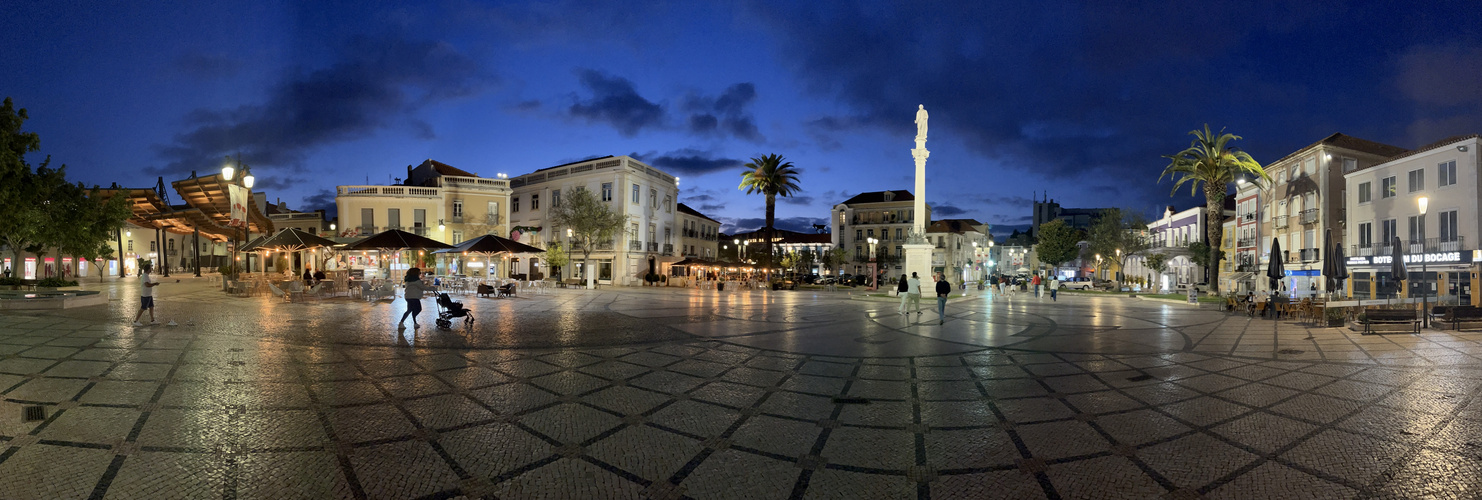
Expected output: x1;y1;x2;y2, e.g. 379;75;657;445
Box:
1362;309;1420;334
1441;305;1482;331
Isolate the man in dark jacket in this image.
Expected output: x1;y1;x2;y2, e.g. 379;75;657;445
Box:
935;272;951;325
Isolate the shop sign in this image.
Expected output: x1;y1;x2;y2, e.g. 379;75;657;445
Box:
1346;256;1370;266
1370;251;1471;265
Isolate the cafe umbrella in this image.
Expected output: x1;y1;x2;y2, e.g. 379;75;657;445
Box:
341;229;453;276
1266;238;1285;294
432;234;545;278
1330;242;1350;299
1390;236;1407;301
1322;229;1336;298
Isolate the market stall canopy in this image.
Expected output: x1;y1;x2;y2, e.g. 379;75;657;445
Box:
253;228;340;252
433;234;543;255
342;229;453;251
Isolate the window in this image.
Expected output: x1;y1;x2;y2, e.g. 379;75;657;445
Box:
664;196;672;213
531;194;539;210
1408;215;1420;243
512;197;520;212
895;228;902;240
855;229;863;240
1343;158;1357;173
632;184;640;203
150;241;156;252
361;208;374;229
1381;219;1397;246
388;208;401;229
551;189;560;208
452;231;463;244
867;229;874;238
649;189;657;208
1358;222;1372;248
452;200;463;218
1408;169;1424;192
1358;182;1371;203
1439;160;1457;187
487;201;497;218
1381;176;1396;199
601;182;613;202
414;209;426;228
168;240;174;253
1289;166;1297;181
127;240;133;252
1441;210;1458;242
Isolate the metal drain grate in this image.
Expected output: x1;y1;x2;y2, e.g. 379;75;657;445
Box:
1278;349;1305;355
22;405;45;422
832;397;871;405
1126;375;1154;382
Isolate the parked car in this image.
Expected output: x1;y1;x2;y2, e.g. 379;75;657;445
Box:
1059;280;1095;290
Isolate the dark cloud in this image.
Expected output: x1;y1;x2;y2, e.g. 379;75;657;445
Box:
932;204;968;216
720;216;829;234
512;99;542;112
779;195;815;206
976;195;1034;206
173;52;241;79
301;188;337;215
152;34;488;178
685;194;716;202
681;83;763;141
699;203;727;212
631;148;743;177
568;69;663;136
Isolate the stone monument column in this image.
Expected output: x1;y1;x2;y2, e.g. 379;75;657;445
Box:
903;104;935;282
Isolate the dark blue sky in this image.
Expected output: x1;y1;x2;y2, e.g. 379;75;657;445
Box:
4;1;1480;235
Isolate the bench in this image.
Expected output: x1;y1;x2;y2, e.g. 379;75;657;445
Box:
476;284;496;297
1362;309;1420;334
1441;305;1482;331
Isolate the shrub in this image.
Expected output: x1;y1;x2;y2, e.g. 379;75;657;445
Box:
36;277;78;288
0;276;25;286
218;265;234;276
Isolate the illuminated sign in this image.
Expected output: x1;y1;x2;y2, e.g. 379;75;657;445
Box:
1367;251;1471;265
1347;256;1370;266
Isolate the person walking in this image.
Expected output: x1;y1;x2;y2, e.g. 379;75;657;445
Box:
1049;277;1059;301
896;274;910;314
398;267;437;329
132;263;159;326
1031;274;1043;298
906;272;923;319
935;272;951;325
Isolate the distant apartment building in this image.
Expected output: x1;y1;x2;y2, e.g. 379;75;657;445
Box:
831;190;929;276
1344;134;1478;301
1228;179;1263;292
336;159;512;244
1260;133;1405;295
676;203;721;260
727;228;834;275
1031;193;1110;239
507;155;679;285
1126;205;1211;290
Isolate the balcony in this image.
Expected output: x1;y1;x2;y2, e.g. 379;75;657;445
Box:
663;243;674;254
1273;216;1289;229
413;227;430;237
1300;248;1321;262
630;241;641;251
449;215;464;223
1356;237;1467;257
337;185;440;198
596;241;613;251
1299;208;1319;225
1240;213;1255;222
648;242;659;252
1236;238;1256;248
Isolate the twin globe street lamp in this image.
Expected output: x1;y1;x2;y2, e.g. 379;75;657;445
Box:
222;157;255;285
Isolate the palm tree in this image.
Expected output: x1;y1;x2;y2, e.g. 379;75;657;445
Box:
1160;125;1268;293
738;154;802;276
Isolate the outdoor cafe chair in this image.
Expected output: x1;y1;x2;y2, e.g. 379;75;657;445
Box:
269;282;289;303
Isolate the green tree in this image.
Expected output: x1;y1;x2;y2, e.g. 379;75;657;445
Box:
550;187;625;287
1160;125;1268;293
1034;220;1082;270
1186;240;1220;284
544;241;569;280
1088;208;1151;285
1145;253;1168;289
50;182;130;279
821;247;850;275
738;154;801;276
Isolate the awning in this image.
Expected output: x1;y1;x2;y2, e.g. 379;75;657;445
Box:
172;173;274;234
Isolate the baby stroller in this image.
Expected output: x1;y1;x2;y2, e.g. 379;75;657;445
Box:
435;293;475;329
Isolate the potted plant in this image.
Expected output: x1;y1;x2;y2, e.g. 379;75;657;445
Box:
1324;307;1346;327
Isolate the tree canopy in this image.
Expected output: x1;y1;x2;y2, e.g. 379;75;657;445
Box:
1034;219;1082;269
1088;208;1150;282
549;186;626;262
1160;124;1266;293
738;154;801;273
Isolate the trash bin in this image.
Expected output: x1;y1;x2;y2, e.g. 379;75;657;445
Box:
717;282;724;291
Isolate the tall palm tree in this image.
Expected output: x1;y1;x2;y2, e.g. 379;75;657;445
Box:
738;154;802;276
1160;125;1268;293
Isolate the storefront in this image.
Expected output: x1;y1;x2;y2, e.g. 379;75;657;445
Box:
1344;249;1474;302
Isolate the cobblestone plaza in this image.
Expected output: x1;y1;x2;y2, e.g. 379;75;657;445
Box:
2;280;1481;499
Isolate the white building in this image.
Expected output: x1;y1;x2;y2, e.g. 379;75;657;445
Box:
676;203;721;260
1344;134;1479;301
831;190;928;276
507;155;680;286
926;219;990;283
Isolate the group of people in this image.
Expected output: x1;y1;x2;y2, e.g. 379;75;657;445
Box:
895;271;954;325
983;274;1061;301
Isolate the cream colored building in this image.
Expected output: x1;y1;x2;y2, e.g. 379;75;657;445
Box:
507;155;680;285
831;190;929;276
335;159;512;275
927;219;990;283
677;203;720;260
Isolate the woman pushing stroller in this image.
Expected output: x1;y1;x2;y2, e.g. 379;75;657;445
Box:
399;267;438;329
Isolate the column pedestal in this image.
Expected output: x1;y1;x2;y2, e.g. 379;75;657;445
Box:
904;243;934;283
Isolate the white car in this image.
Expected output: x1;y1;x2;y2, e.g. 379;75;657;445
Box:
1059;280;1095;290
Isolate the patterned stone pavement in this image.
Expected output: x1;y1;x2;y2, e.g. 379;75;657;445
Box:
2;277;1481;499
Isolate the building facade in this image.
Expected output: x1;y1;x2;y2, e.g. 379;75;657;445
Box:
831;190;928;277
926;219;990;283
507;155;679;286
726;228;834;275
1227;180;1263;292
1127;205;1208;291
1260;133;1405;296
676;203;721;260
1344;134;1479;301
1031;193;1110;239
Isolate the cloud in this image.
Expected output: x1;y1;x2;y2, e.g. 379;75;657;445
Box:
631;148;743;177
1396;45;1482;107
681;83;763;141
699;203;727;212
151;34;489;178
932;204;968;216
976;195;1034;206
720;216;828;234
172;52;241;79
779;195;815;206
568;69;663;136
301;188;337;215
685;194;717;202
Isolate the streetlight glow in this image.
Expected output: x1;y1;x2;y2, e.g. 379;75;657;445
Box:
222;165;235;181
242;173;255;189
1418;196;1429;215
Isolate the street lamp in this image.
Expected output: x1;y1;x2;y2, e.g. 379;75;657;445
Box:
1419;196;1429;328
222;155;255;287
867;237;878;290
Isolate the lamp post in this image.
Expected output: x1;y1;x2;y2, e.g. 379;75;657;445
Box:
867;237;878;290
1419;196;1429;328
222;156;255;289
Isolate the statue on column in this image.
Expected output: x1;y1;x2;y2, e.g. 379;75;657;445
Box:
914;104;929;142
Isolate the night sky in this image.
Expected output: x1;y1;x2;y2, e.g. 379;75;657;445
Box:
4;1;1480;237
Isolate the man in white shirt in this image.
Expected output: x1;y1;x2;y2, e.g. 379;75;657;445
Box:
906;272;923;318
132;264;159;326
1049;277;1060;301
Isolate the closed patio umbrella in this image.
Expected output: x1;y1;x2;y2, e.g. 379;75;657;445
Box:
1390;236;1406;300
1331;243;1349;298
1266;238;1285;294
1322;230;1336;294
